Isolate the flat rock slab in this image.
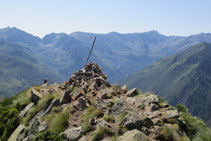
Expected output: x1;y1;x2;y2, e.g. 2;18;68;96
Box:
19;103;34;117
126;88;138;97
8;124;25;141
165;110;179;119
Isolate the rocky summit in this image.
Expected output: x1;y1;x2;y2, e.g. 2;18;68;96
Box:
5;63;210;141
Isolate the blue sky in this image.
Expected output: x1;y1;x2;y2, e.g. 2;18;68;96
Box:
0;0;211;37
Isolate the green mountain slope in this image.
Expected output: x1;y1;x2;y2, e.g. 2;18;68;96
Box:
123;42;211;126
0;40;62;98
1;63;211;141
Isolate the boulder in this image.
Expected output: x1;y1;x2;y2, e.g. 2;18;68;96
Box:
121;84;128;93
110;98;130;115
164;110;179;119
31;88;42;103
71;87;85;100
98;88;113;99
126;88;138;97
112;84;121;94
19;103;34;117
60;90;71;104
117;129;149;141
76;98;88;111
65;126;82;141
89;118;97;126
97;119;111;128
122;113;142;130
122;113;153;130
38;121;48;132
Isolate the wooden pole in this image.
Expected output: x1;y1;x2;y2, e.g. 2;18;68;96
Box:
85;37;96;66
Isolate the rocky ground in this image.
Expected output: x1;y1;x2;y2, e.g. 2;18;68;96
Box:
9;63;193;141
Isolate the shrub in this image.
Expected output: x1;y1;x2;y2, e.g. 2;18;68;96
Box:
176;104;187;113
0;105;20;141
91;127;114;141
33;130;65;141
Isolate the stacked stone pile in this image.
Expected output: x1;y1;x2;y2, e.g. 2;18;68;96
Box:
63;62;108;89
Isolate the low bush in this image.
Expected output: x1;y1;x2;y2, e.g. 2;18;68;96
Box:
0;105;20;141
33;130;65;141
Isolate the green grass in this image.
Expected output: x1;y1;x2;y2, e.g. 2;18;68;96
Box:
48;111;69;133
22;94;54;125
118;112;127;124
177;104;211;140
43;106;73;133
104;115;115;123
117;112;128;135
80;106;103;134
91;127;114;141
33;130;65;141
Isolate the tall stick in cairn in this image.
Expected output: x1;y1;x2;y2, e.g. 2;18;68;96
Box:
85;37;96;66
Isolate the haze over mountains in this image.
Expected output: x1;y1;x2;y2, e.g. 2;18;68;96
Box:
1;27;211;97
123;42;211;126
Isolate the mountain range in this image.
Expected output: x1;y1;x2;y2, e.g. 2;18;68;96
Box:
1;27;211;98
122;42;211;126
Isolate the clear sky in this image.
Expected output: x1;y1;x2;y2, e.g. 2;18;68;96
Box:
0;0;211;37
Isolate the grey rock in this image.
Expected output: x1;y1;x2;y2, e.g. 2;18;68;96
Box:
97;119;111;128
27;118;40;140
76;98;87;111
122;113;142;130
38;121;48;132
121;84;128;93
65;126;82;141
110;98;130;115
31;88;42;103
122;113;153;130
89;118;97;126
19;103;34;117
44;99;60;114
112;84;121;94
165;110;179;119
60;90;71;104
72;87;85;100
126;88;138;97
99;88;113;99
117;129;149;141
